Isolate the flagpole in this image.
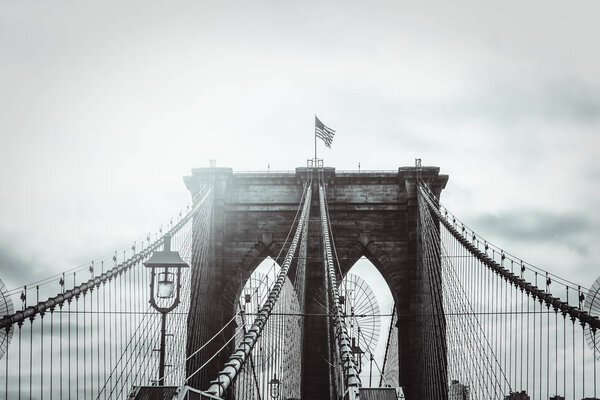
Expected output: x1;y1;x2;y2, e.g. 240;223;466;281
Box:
314;115;317;161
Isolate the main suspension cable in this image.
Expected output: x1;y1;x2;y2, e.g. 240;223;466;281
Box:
319;177;361;396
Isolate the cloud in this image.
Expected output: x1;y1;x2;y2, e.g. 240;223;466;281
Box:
472;80;600;125
395;79;600;127
473;209;589;240
0;242;41;290
544;81;600;122
472;209;591;255
0;0;599;293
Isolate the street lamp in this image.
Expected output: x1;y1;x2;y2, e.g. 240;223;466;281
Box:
268;373;280;399
144;233;189;385
350;337;364;374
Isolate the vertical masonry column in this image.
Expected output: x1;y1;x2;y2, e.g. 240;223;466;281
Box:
184;167;232;390
184;167;311;393
404;170;425;399
399;168;447;399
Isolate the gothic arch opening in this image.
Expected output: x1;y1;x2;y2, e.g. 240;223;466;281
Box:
232;256;302;399
343;256;395;388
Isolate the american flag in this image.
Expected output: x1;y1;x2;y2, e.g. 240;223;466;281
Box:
315;115;335;148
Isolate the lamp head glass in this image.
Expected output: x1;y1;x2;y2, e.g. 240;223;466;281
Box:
157;271;175;298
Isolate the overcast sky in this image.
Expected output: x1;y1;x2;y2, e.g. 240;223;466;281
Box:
1;1;599;294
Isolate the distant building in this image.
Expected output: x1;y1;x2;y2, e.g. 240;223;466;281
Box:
503;391;530;400
449;380;470;400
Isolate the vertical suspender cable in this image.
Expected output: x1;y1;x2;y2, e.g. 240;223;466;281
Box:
50;307;53;399
573;318;576;399
594;329;597;397
83;291;87;398
5;326;8;400
18;322;22;400
583;325;586;397
40;313;43;400
89;287;94;398
29;318;32;398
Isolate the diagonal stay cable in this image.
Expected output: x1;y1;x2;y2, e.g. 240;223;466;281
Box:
418;183;600;331
419;191;509;397
96;305;155;398
186;325;247;381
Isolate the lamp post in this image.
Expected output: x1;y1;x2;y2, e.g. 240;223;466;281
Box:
143;233;189;385
369;353;374;387
268;373;280;399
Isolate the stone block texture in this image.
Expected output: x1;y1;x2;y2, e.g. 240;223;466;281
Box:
183;166;448;400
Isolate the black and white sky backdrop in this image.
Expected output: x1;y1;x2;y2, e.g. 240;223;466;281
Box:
0;1;599;296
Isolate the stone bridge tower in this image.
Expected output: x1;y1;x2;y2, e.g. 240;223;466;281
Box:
183;165;448;399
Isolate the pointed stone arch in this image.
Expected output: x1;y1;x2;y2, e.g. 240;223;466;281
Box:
341;254;396;384
221;238;285;313
338;239;409;311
